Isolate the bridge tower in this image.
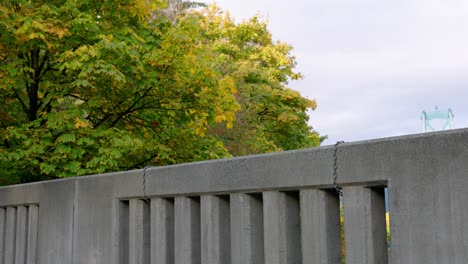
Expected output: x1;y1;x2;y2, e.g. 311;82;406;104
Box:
421;106;454;132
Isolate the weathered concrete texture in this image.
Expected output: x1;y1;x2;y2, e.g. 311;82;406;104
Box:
0;128;468;264
0;205;38;264
343;187;388;264
71;174;118;264
174;197;201;264
15;205;28;264
4;207;16;264
0;208;5;263
300;189;341;264
129;199;150;264
117;201;129;264
263;191;301;264
0;180;73;264
339;129;468;264
151;198;174;264
36;180;75;264
230;193;264;264
27;205;39;264
200;195;230;264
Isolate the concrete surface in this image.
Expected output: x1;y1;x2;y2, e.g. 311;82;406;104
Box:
0;128;467;263
343;187;388;264
230;193;264;264
300;189;341;264
151;198;174;264
200;195;230;264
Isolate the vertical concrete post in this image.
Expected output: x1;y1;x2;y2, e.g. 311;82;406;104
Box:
230;193;264;264
4;207;16;264
174;197;201;264
15;206;28;264
117;201;129;264
201;195;230;264
129;199;150;264
0;208;5;263
343;187;388;264
26;205;38;264
263;191;301;264
300;189;341;264
151;198;174;264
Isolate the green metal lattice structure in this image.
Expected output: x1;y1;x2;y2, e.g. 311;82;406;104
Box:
421;106;454;132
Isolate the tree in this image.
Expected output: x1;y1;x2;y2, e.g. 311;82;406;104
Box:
0;0;239;184
0;1;322;185
157;0;206;23
196;6;323;156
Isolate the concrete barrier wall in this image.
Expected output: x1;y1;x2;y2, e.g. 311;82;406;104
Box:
0;128;468;264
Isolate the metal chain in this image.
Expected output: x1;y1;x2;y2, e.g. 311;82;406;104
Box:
142;144;345;199
142;166;152;203
333;141;345;196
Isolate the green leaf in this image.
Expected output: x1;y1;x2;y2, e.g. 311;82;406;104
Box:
58;134;76;143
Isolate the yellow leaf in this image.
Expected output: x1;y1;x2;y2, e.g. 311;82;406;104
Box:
219;76;237;93
74;118;89;128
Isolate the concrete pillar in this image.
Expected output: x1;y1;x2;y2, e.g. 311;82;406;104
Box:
117;201;129;264
15;206;28;264
201;195;230;264
151;198;174;264
129;199;150;264
27;205;38;264
4;207;16;264
343;187;388;264
230;193;264;264
0;208;5;263
174;197;201;264
263;191;301;264
300;189;342;264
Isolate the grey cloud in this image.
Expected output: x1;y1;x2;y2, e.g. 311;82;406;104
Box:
209;0;468;145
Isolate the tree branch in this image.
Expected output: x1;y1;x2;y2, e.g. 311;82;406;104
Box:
11;87;29;114
109;85;155;127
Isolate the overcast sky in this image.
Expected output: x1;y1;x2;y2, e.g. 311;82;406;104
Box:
207;0;468;144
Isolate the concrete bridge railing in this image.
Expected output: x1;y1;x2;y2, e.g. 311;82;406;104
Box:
0;129;468;264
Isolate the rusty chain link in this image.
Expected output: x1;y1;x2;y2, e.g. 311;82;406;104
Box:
333;141;345;196
142;166;152;203
142;143;345;199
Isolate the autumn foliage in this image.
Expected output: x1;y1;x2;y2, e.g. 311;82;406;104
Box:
0;0;322;184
